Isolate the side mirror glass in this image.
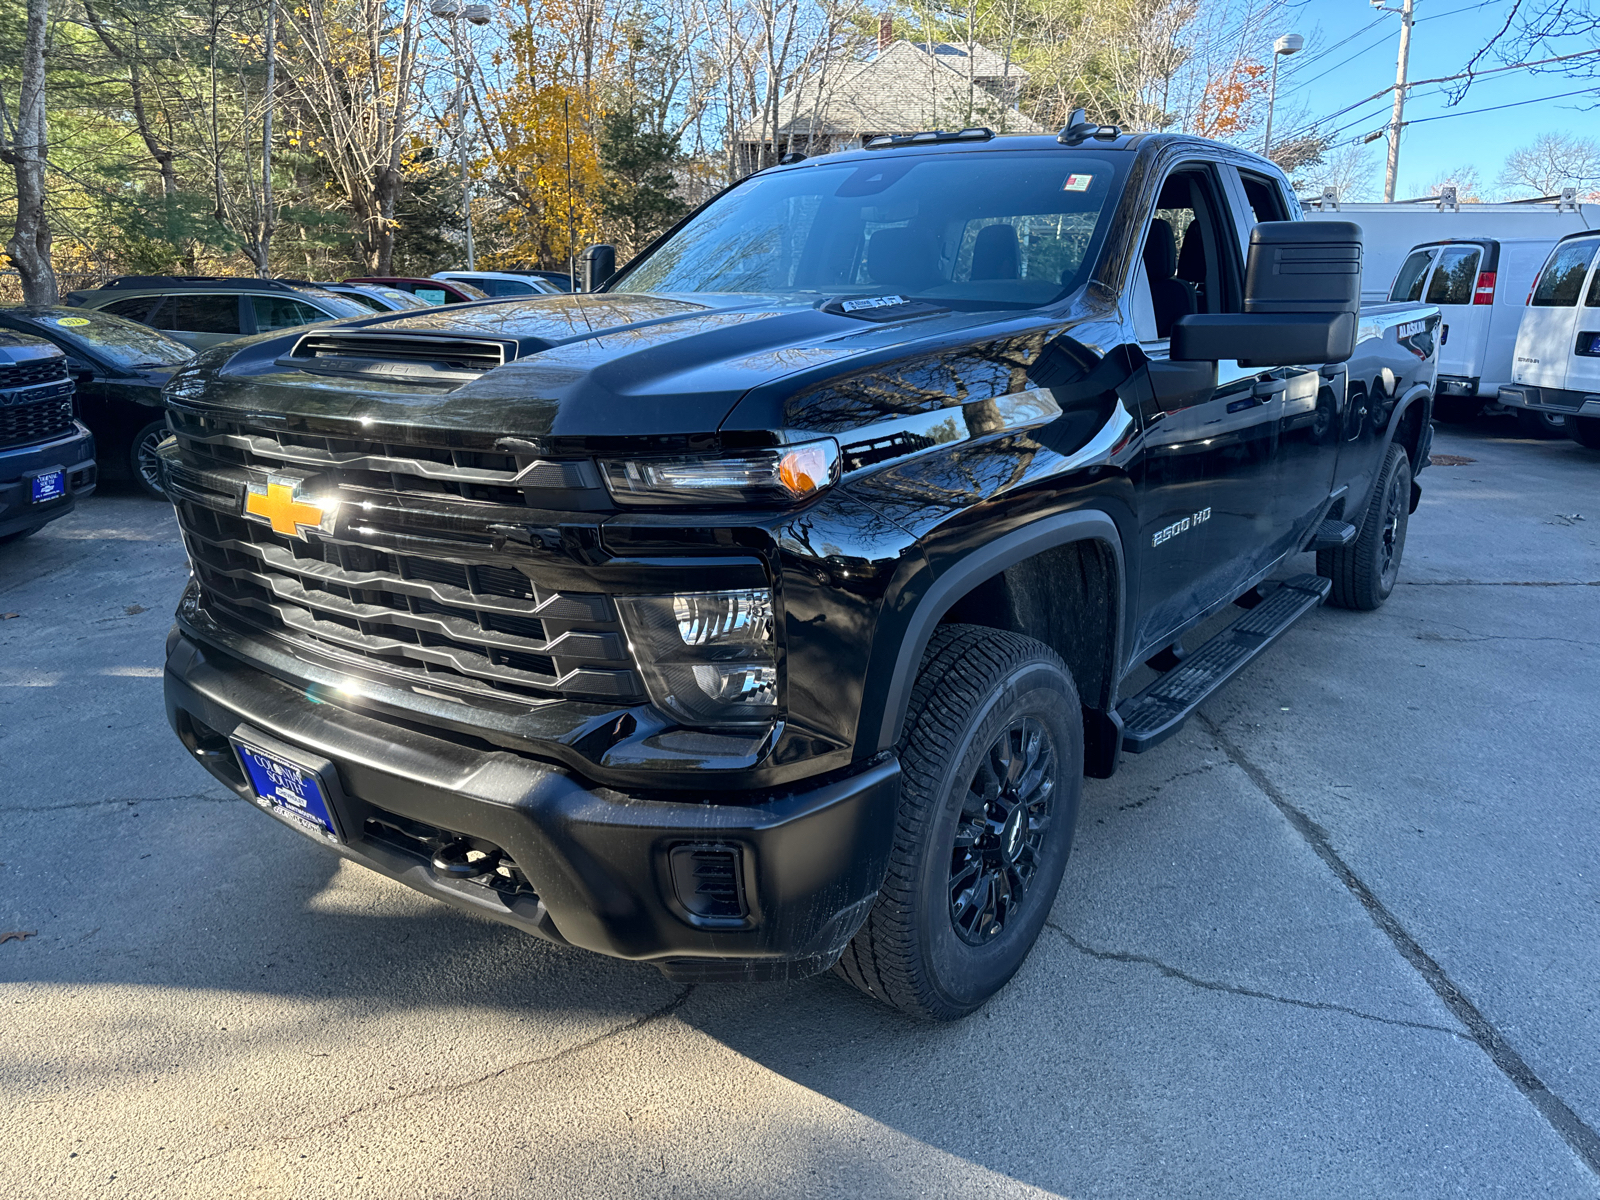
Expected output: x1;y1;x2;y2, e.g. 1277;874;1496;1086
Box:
581;244;617;292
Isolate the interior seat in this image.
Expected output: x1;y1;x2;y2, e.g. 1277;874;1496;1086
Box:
970;224;1019;281
1143;218;1197;338
867;227;943;289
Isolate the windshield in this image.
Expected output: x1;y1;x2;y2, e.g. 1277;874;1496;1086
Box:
613;150;1126;311
293;288;372;318
21;307;192;367
371;287;430;309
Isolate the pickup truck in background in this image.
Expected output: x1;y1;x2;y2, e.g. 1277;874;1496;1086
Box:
158;127;1438;1019
0;330;97;545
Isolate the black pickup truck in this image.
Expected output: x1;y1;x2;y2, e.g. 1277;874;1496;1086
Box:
159;129;1437;1019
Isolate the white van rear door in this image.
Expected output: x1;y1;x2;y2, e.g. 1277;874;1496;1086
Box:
1424;245;1487;379
1516;236;1600;390
1568;258;1600;398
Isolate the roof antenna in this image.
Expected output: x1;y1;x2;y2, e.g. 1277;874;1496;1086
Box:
1058;108;1121;146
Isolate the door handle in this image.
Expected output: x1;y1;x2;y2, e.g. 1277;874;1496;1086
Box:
1251;379;1288;399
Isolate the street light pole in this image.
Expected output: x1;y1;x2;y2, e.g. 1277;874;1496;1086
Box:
1262;32;1303;158
1373;0;1415;203
432;1;490;269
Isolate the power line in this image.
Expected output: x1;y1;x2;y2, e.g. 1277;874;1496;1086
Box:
1397;82;1600;126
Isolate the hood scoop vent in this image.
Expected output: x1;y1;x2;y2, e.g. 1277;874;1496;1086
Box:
279;333;516;386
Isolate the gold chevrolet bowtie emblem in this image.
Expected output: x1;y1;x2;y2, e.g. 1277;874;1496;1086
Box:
243;478;331;539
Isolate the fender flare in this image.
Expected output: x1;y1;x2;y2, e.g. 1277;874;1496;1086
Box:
873;509;1126;751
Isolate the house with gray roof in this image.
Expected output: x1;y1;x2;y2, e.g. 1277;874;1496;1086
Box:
734;39;1040;172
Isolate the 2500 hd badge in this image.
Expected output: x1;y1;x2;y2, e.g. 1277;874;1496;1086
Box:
159;126;1437;1020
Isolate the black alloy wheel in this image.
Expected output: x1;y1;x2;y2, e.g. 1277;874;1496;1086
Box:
835;625;1083;1020
130;418;169;500
949;717;1056;945
1319;443;1411;610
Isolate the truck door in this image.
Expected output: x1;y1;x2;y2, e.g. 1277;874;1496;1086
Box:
1129;163;1280;659
1227;167;1336;564
1517;235;1600;392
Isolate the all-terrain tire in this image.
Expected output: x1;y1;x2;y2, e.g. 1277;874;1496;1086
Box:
1571;415;1600;450
1516;408;1568;439
1318;443;1411;611
834;625;1083;1020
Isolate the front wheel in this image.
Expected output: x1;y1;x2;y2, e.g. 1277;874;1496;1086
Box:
1572;415;1600;450
129;419;169;499
1319;443;1411;611
1516;409;1568;439
834;625;1083;1020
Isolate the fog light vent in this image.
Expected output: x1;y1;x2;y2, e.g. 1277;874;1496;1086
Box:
668;844;748;922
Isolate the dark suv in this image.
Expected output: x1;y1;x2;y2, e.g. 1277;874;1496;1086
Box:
67;277;372;351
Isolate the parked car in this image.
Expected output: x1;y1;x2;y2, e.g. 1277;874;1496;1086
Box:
1302;193;1600;304
343;276;489;305
0;331;96;544
430;270;563;297
313;282;433;313
1387;236;1560;423
1501;230;1600;446
66;277;372;351
0;307;191;498
516;270;574;292
158;127;1437;1019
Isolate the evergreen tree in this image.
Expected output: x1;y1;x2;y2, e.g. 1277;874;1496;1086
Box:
596;108;688;256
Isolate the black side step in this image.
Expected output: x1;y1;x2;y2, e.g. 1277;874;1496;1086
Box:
1118;573;1332;753
1307;519;1357;550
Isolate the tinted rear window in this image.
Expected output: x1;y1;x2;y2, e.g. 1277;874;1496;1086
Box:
1425;247;1482;305
1531;237;1600;307
1389;250;1435;302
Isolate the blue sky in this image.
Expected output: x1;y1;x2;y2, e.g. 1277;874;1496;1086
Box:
1264;0;1600;198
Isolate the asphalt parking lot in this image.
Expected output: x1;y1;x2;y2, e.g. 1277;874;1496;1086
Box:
3;419;1598;1199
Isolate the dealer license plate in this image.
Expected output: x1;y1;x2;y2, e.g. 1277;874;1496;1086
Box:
233;741;343;844
31;470;65;503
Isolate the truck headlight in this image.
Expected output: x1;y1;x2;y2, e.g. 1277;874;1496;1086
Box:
599;439;838;507
617;589;779;725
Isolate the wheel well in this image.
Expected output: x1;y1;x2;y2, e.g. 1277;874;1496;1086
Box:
1393;389;1429;467
939;538;1118;713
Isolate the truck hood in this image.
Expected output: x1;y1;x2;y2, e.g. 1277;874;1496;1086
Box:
164;292;1036;445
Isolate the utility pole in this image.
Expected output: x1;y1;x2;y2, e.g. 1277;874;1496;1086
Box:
1374;0;1415;203
1262;33;1304;158
432;1;489;269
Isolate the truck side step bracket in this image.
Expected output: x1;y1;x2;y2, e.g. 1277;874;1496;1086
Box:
1118;574;1332;753
1308;519;1357;550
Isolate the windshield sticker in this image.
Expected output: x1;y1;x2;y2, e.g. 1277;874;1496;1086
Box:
1063;174;1093;192
53;316;91;327
841;295;906;312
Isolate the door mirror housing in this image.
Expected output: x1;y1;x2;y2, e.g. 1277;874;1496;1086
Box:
1171;220;1362;367
581;244;617;292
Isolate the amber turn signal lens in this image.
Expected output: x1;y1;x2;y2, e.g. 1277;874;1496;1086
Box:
778;445;830;497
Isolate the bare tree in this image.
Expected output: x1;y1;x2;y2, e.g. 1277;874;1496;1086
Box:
1;0;59;305
1427;164;1485;202
1297;141;1380;203
1499;131;1600;197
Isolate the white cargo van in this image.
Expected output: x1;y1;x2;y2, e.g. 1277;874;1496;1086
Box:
1301;191;1600;303
1385;236;1557;421
1501;231;1600;447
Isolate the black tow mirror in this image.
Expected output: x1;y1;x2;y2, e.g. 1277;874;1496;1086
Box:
580;243;617;292
1172;221;1362;367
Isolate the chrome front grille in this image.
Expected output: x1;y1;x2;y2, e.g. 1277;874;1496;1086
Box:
167;410;638;706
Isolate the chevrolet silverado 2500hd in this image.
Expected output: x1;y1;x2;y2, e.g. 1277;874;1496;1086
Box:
159;128;1438;1019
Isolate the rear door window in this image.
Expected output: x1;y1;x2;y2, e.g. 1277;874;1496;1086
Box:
1531;237;1600;306
1390;250;1436;302
170;294;243;334
251;295;328;331
1424;247;1482;305
414;288;449;305
99;296;159;321
1237;171;1290;224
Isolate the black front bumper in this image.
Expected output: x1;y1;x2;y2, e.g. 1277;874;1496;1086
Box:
164;630;900;980
0;425;97;538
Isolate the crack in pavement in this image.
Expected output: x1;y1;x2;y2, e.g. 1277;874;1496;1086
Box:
1046;923;1466;1039
160;985;696;1182
1198;712;1600;1178
3;792;235;814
